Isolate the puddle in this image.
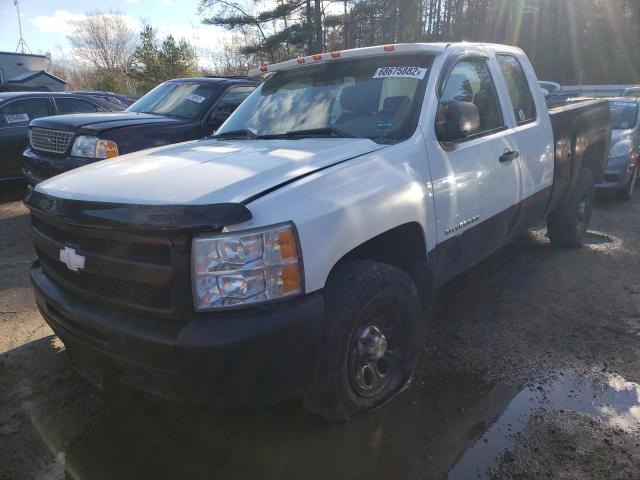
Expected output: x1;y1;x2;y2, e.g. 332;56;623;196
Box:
62;372;517;480
60;370;640;480
583;231;623;253
449;371;640;479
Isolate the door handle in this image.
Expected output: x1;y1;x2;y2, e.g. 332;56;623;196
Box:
500;150;520;162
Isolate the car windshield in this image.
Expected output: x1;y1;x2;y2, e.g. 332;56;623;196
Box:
610;101;639;129
127;81;219;118
217;54;435;142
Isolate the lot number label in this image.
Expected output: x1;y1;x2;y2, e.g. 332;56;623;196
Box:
5;113;29;124
186;94;206;103
373;67;428;79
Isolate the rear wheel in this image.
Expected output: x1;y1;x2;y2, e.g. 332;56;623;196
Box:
547;168;595;248
620;163;638;201
304;261;422;421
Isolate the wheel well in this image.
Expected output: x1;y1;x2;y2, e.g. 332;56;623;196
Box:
327;222;433;298
582;141;606;181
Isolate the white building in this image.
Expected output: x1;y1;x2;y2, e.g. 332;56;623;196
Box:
0;51;67;92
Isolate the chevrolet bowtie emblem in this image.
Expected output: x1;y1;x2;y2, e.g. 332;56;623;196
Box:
59;247;85;272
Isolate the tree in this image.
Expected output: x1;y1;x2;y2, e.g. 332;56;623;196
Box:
199;0;640;84
50;48;96;91
68;11;138;92
199;0;318;60
130;25;199;93
202;35;262;75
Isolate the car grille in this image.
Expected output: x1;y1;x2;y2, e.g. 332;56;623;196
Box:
30;127;75;154
30;213;192;318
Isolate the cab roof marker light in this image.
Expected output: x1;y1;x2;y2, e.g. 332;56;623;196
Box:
248;43;449;77
383;45;395;52
312;54;322;61
259;63;268;72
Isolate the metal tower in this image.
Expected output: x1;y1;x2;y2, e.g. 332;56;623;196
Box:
14;0;32;54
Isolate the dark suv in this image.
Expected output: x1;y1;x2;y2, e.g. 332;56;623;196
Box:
23;77;259;185
0;91;120;181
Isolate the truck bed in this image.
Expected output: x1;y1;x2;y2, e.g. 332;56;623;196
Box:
546;99;611;213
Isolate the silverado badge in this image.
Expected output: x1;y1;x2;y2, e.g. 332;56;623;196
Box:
59;247;85;272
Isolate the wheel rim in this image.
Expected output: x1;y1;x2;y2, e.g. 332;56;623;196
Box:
347;299;410;398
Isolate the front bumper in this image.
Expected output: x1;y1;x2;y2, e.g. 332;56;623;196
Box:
22;148;96;186
31;262;324;405
596;154;635;189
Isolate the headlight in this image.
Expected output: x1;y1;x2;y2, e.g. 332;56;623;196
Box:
192;222;303;310
609;140;634;158
71;136;118;159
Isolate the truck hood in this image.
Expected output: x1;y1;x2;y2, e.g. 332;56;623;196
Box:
30;112;182;133
36;138;387;205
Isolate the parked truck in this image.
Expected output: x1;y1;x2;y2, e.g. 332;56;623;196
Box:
22;77;258;185
25;43;610;420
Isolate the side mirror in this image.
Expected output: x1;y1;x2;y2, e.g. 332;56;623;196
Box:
436;101;480;142
208;110;230;127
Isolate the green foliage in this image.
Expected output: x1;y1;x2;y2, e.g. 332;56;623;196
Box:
131;25;199;93
199;0;640;84
92;69;132;93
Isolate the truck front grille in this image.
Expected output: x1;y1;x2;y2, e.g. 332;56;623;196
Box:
30;127;75;154
30;214;189;317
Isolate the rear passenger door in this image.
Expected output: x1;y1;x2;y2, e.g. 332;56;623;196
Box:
0;97;52;178
54;97;104;114
495;53;554;225
427;55;523;282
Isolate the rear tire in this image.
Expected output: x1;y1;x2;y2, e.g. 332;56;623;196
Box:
547;168;595;247
619;163;638;201
303;261;422;421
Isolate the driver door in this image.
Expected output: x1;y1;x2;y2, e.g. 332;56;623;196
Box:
427;55;522;283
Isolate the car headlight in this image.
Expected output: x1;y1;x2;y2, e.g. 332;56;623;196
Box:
609;140;634;158
71;136;118;159
192;222;303;310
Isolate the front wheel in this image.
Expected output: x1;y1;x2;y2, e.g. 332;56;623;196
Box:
304;261;422;421
547;167;596;248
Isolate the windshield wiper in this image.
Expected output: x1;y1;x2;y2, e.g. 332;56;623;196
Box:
283;127;355;138
212;129;258;140
214;127;359;141
257;127;355;139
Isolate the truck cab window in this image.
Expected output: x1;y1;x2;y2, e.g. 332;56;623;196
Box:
0;98;50;128
496;54;537;125
55;98;100;114
439;59;504;138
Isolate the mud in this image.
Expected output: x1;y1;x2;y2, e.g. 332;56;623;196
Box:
1;180;639;480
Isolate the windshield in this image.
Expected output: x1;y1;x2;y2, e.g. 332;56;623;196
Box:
127;81;219;118
217;54;434;142
610;101;639;130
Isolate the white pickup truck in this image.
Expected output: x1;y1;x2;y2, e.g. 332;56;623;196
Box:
26;43;610;420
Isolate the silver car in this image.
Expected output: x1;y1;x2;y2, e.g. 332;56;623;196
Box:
597;98;639;199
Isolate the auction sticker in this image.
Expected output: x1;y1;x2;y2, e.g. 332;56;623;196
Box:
5;113;29;124
186;94;206;103
373;66;428;79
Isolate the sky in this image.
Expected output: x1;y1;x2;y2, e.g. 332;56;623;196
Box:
0;0;233;66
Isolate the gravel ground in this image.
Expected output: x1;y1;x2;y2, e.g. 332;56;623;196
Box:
0;180;639;479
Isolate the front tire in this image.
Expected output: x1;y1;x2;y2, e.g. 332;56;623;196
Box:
547;168;595;248
304;261;422;421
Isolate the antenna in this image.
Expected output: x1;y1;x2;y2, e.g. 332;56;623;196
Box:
14;0;31;54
